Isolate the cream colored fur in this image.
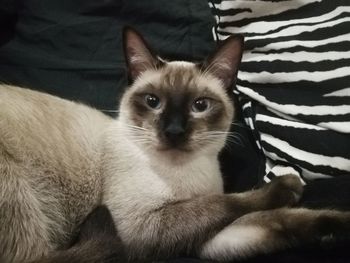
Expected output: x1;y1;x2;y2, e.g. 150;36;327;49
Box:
0;60;229;262
0;85;111;262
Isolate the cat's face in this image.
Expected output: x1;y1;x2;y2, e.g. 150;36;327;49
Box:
119;27;243;161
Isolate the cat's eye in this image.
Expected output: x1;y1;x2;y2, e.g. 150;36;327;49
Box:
145;94;161;109
192;98;211;113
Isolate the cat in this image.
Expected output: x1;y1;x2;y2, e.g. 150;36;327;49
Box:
1;27;350;263
31;205;126;263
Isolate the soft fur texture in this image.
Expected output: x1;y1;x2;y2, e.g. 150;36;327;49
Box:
1;28;350;263
32;205;126;263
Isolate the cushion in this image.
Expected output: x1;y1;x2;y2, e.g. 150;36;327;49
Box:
0;0;215;113
209;0;350;183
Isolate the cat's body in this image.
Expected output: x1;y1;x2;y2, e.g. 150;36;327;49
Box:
0;84;110;260
0;72;226;262
1;28;350;263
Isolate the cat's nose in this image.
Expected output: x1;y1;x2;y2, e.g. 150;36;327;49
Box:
164;124;185;144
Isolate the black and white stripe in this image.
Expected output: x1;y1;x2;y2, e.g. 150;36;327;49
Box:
209;0;350;182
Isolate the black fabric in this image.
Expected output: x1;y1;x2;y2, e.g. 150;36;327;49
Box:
0;0;18;45
0;0;216;111
219;102;265;193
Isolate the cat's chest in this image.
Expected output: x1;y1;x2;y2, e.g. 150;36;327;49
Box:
103;127;224;206
151;156;224;199
105;150;223;204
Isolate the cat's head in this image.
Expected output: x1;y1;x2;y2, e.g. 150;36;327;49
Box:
119;27;243;162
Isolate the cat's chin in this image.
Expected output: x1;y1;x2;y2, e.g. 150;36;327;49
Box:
151;146;195;164
157;146;192;153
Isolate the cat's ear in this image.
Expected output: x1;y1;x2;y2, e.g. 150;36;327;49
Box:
123;27;161;82
202;35;244;90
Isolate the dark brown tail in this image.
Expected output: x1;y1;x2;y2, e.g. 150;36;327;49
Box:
32;205;126;263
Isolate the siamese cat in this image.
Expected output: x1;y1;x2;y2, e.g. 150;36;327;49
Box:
32;205;126;263
1;27;350;263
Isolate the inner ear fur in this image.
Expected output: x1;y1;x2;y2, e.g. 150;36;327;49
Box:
123;26;163;83
202;35;244;90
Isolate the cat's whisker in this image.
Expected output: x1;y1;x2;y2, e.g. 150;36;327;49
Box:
198;130;234;134
226;134;245;148
100;109;131;115
128;133;158;143
223;141;235;152
124;124;149;131
231;122;246;128
195;131;239;142
132;140;153;144
125;135;155;144
192;130;245;149
125;135;153;141
100;109;120;113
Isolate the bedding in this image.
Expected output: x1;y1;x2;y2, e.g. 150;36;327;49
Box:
209;0;350;183
0;0;216;113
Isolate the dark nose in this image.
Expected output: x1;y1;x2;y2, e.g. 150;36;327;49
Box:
164;123;185;144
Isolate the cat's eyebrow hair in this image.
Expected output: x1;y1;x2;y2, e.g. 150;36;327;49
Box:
195;89;222;101
161;65;198;88
134;84;160;94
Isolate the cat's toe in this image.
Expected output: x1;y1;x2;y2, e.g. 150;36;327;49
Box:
267;174;304;207
277;174;304;200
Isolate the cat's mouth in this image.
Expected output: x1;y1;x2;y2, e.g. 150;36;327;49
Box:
157;147;192;153
156;145;193;153
155;134;193;153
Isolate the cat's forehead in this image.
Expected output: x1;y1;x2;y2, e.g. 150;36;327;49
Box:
160;61;200;90
132;61;224;97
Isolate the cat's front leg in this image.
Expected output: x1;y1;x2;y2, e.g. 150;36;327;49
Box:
199;208;350;261
115;175;303;260
232;174;304;211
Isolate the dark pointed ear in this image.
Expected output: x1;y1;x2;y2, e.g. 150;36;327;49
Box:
202;35;244;89
123;26;161;82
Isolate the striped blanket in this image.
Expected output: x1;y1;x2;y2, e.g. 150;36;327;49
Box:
209;0;350;183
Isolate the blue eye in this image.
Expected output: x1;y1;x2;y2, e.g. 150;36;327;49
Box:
192;98;211;113
145;94;161;109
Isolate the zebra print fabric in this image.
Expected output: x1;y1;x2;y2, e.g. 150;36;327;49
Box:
209;0;350;182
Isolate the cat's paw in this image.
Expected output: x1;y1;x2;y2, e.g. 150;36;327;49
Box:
264;174;304;208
